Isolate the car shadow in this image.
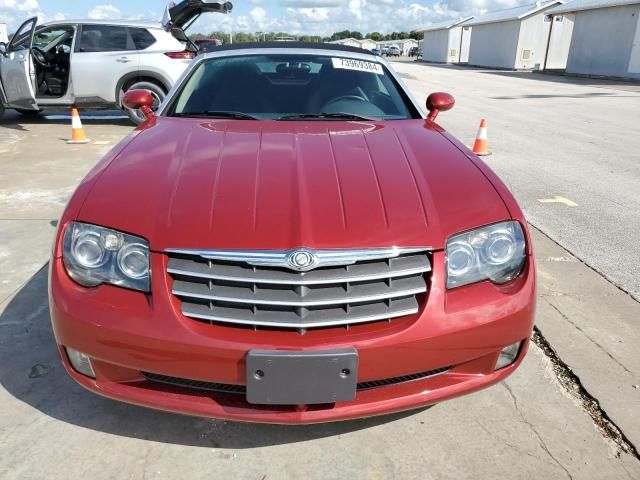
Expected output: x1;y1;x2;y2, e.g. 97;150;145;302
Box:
0;265;428;449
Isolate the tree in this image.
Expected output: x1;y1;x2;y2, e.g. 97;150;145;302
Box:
190;33;209;41
299;35;323;43
330;30;350;40
233;32;256;43
188;29;420;45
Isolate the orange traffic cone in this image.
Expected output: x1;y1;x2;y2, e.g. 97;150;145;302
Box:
66;107;90;144
472;119;490;156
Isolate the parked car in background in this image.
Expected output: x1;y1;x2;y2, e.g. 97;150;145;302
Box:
387;45;401;57
50;42;535;424
409;46;420;57
0;0;232;124
194;38;223;53
381;45;390;55
371;48;381;56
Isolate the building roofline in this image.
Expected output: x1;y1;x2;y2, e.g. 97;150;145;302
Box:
546;0;640;14
466;1;562;26
420;16;474;32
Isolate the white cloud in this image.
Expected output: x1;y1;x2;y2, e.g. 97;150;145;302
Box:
0;0;48;32
182;0;525;36
1;0;534;37
250;7;270;29
286;7;331;22
87;4;121;20
0;0;39;11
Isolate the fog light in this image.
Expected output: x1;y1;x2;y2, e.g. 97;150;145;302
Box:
65;347;96;378
495;341;522;370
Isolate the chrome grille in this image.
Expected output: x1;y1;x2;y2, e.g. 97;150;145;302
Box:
167;248;430;331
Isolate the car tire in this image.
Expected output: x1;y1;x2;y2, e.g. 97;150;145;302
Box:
122;80;166;125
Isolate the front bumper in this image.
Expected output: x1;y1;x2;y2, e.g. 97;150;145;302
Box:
49;251;535;424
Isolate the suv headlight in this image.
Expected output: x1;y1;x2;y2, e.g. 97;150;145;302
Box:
62;222;150;292
446;221;526;289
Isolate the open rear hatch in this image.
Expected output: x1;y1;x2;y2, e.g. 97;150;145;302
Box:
163;0;233;31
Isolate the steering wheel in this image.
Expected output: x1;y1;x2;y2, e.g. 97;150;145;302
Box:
31;47;51;69
369;91;398;113
323;95;368;107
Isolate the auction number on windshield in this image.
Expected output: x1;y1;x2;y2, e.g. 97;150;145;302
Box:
332;58;384;75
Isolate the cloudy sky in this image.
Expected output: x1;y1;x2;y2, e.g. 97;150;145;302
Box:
0;0;527;35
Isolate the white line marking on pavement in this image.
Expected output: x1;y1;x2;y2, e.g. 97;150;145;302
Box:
546;256;578;262
537;196;578;207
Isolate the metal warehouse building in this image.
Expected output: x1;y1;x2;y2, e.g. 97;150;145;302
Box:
545;0;640;78
420;17;474;63
327;38;363;49
466;1;562;70
327;38;377;51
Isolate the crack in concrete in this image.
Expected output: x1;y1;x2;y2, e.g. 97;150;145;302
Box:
474;419;543;462
532;326;640;461
544;297;634;375
502;381;574;480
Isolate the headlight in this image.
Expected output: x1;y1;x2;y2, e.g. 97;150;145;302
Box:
446;221;526;289
63;222;150;292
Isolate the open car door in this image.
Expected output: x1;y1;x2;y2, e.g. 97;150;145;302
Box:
0;17;38;110
162;1;233;31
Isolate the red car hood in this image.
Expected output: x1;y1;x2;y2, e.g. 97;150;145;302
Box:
78;118;510;251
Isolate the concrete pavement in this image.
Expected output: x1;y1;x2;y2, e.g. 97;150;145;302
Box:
1;69;640;479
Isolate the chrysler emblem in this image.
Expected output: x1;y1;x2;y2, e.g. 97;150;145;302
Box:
287;249;318;271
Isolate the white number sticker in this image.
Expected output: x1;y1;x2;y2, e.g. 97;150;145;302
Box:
331;57;384;75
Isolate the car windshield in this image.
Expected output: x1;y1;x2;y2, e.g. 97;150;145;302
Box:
168;53;419;120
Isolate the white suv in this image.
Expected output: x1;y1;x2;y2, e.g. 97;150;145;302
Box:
0;1;232;124
386;45;401;57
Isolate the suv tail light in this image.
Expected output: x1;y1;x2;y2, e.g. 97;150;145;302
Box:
164;50;195;60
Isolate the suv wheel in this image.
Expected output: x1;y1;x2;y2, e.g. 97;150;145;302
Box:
123;81;166;125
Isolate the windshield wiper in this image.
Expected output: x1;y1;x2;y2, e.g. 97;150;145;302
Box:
173;111;260;120
278;112;378;121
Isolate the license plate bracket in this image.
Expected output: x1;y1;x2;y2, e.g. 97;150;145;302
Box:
246;348;358;405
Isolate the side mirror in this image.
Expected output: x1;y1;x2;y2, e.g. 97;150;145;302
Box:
123;89;155;119
426;92;455;122
0;42;7;56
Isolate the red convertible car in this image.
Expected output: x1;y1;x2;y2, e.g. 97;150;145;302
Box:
49;43;535;424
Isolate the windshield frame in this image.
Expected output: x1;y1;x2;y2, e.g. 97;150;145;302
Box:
157;47;425;120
